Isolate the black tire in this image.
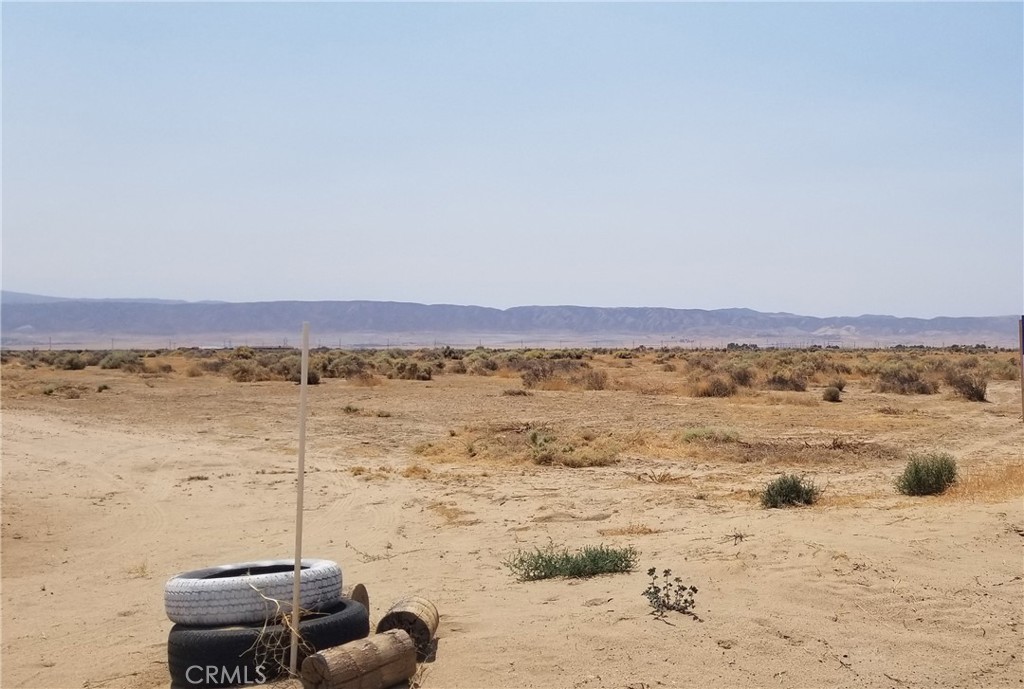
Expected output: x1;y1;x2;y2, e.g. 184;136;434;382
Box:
165;558;342;626
167;598;369;689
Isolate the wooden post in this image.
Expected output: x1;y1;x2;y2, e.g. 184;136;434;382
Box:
290;323;311;674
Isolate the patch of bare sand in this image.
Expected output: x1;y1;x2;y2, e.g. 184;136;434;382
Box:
1;367;1022;689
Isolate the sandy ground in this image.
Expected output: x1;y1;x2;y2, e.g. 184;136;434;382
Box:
2;358;1022;689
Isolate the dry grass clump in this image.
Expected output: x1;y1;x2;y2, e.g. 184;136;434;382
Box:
941;462;1024;503
412;423;620;468
680;427;739;444
349;465;393;481
682;434;900;466
636;469;685;484
400;464;432;479
598;523;660;536
428;501;476;526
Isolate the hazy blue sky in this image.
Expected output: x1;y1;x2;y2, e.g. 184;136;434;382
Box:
3;2;1021;317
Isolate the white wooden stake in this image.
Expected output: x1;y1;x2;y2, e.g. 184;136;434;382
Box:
290;322;311;675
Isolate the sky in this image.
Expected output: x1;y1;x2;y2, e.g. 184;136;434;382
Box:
2;2;1021;318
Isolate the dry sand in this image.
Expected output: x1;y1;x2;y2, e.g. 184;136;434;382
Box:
2;357;1022;689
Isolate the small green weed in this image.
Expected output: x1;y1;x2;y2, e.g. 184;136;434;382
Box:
643;567;698;620
503;542;638;581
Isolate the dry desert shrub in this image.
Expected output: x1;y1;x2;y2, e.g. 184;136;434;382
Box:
822;386;842;402
400;464;432;479
874;360;938;394
943;367;987;401
691;375;737;398
764;370;807;392
227;359;271;382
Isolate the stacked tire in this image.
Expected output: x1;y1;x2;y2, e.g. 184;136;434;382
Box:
165;559;369;689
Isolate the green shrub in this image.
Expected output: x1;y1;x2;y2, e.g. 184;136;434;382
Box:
822;386;842;403
944;369;987;402
895;453;957;495
760;474;821;508
528;430;556;464
326;353;370;379
99;351;144;372
503;543;638;581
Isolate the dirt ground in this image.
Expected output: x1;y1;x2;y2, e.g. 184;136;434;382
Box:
2;353;1022;689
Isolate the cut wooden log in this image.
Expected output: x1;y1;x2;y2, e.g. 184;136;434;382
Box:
343;583;369;618
300;629;415;689
374;597;438;661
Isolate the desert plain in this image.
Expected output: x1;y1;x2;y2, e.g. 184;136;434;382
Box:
1;346;1022;689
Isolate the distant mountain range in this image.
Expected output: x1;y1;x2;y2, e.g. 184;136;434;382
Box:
0;291;1018;348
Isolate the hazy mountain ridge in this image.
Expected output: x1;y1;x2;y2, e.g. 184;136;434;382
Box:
1;292;1016;347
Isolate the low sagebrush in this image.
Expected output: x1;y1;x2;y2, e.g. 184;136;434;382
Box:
760;474;821;508
895;452;957;496
944;369;987;402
